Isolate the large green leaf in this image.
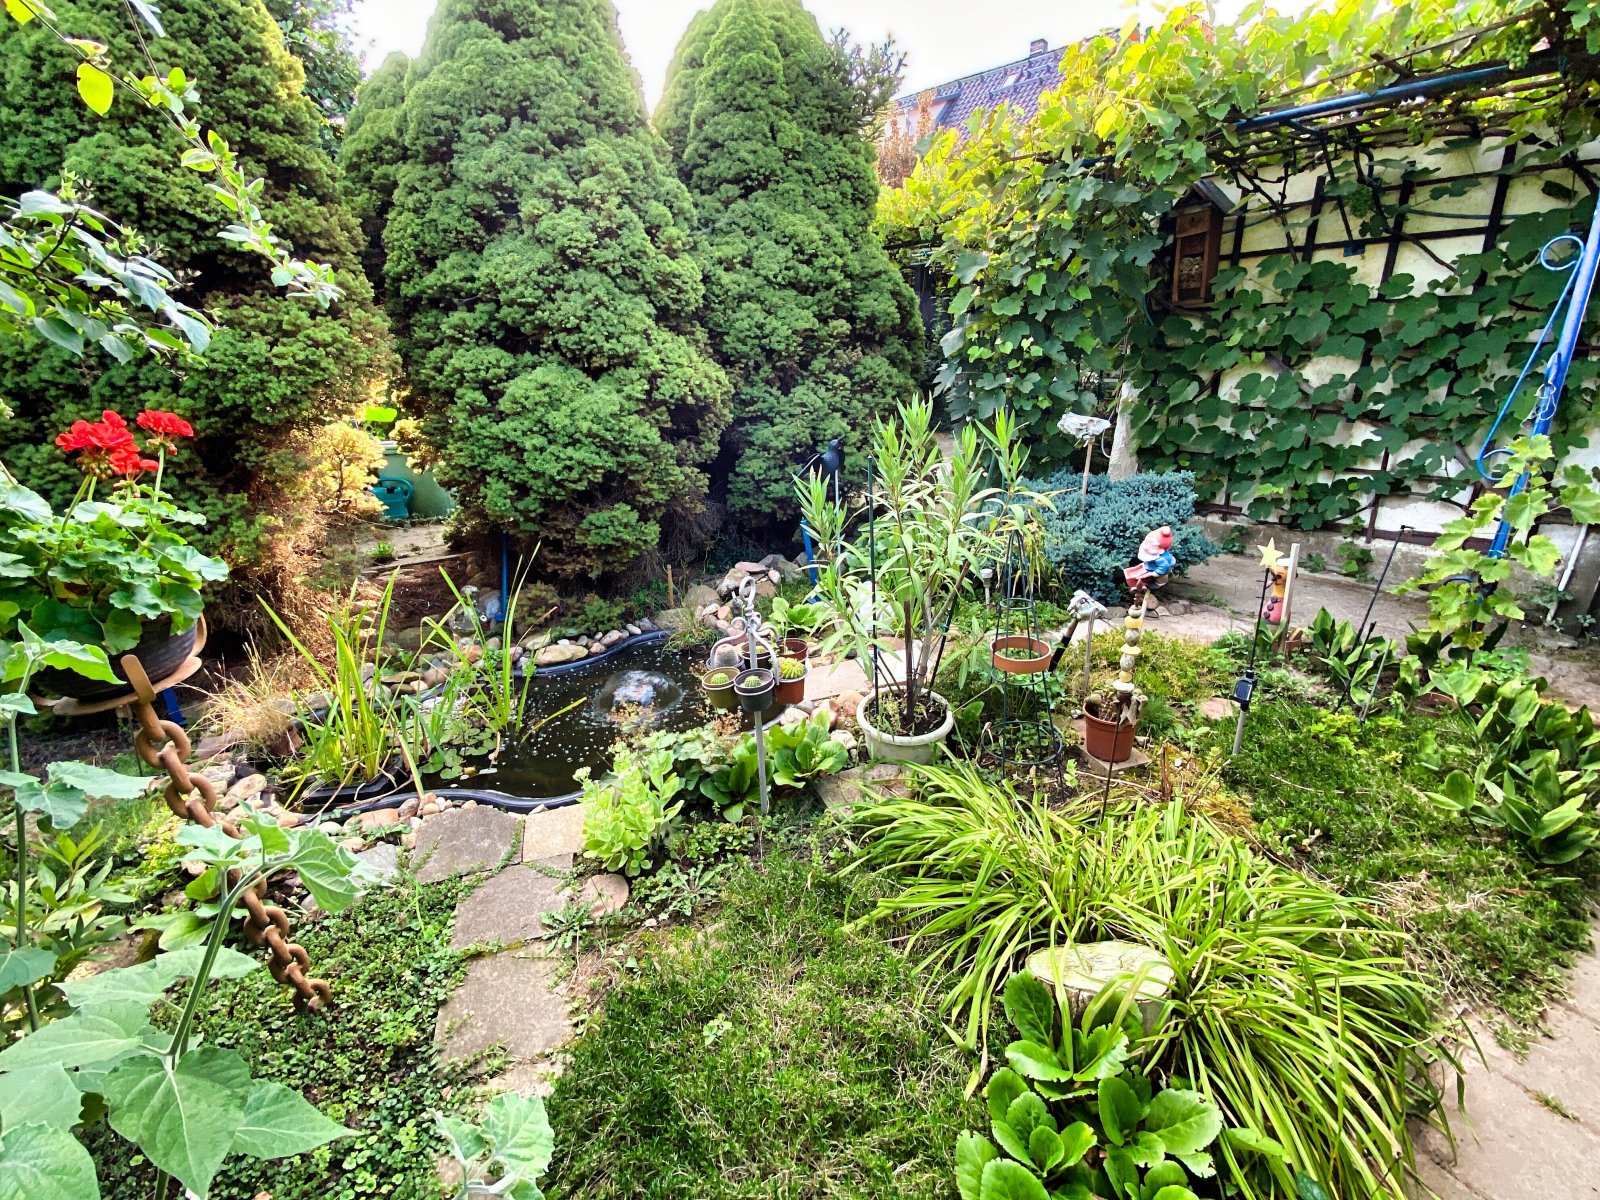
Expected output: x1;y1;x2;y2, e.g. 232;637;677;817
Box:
978;1158;1049;1200
1098;1075;1145;1146
955;1132;998;1200
231;1080;349;1159
1144;1088;1222;1160
61;947;258;1011
0;1065;83;1131
102;1045;251;1196
1004;1040;1073;1082
286;831;362;914
47;762;149;801
0;948;55;994
984;1068;1027;1124
481;1092;552;1181
1002;971;1056;1047
0;1123;100;1200
0;1004;147;1070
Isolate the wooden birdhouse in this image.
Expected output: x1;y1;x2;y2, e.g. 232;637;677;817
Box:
1169;181;1233;309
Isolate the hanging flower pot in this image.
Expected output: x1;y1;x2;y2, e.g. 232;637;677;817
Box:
700;667;737;711
35;616;203;702
779;637;809;661
708;636;771;673
991;634;1052;675
773;656;808;706
734;667;775;714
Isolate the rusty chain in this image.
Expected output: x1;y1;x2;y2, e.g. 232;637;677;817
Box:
121;654;332;1010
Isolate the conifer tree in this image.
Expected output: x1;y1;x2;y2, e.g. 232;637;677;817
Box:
0;0;389;577
382;0;729;577
342;51;411;298
658;0;921;525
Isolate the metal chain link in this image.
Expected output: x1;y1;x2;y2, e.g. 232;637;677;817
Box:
122;655;332;1010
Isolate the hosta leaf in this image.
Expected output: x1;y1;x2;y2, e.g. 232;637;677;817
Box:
0;1122;100;1200
1143;1088;1221;1157
0;1065;82;1131
481;1092;553;1180
978;1158;1049;1200
1002;971;1056;1047
955;1132;998;1200
103;1045;250;1196
231;1080;349;1159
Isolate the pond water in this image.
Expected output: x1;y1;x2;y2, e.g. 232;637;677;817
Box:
430;638;720;801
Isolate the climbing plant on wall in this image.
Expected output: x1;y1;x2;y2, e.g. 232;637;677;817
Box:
880;0;1600;527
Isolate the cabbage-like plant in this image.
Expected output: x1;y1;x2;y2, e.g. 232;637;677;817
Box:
579;746;684;876
768;711;849;788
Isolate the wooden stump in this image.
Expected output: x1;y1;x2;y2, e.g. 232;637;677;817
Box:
1025;940;1175;1032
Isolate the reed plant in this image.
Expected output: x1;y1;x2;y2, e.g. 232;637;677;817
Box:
424;571;532;734
843;761;1451;1200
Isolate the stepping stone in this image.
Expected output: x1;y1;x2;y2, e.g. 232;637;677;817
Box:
806;657;870;701
354;842;401;883
1481;1007;1600;1128
411;806;521;884
435;951;570;1068
1197;696;1233;720
577;873;628;916
1557;922;1600;1026
815;763;904;811
522;804;586;864
450;866;568;950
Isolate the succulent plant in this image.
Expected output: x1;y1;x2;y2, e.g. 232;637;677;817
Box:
704;670;732;687
779;657;807;680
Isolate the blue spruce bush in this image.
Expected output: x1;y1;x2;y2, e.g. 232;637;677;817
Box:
1026;470;1219;604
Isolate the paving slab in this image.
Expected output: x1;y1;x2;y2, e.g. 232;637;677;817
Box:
1486;1007;1600;1127
806;657;869;701
449;866;568;950
354;842;401;884
411;806;521;884
1417;1051;1600;1200
1557;924;1600;1025
1407;1150;1487;1200
521;804;586;863
816;763;905;811
434;950;570;1068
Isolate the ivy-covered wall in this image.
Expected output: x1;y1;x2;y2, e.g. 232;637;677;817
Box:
1129;135;1600;556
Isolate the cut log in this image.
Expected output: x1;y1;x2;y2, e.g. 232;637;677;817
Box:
1025;941;1175;1032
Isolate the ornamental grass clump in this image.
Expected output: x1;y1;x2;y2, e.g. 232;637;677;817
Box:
843;761;1450;1200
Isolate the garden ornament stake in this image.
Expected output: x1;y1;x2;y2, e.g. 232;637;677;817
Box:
737;576;774;818
1047;589;1108;698
1341;527;1408;708
1231;540;1281;756
1057;412;1112;505
1116;526;1175;722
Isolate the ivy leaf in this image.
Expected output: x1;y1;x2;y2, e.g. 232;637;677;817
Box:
978;1158;1049;1200
103;1045;251;1197
231;1080;350;1159
955;1132;998;1200
0;1065;83;1131
75;64;114;116
0;1122;101;1200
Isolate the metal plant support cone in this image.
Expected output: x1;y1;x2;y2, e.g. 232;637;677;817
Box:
984;530;1064;773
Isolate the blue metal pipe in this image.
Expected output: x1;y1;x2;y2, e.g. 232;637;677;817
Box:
1235;53;1556;134
1486;199;1600;558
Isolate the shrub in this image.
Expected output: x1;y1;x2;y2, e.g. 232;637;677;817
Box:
845;761;1447;1200
657;0;922;529
379;0;730;578
580;747;685;877
283;422;388;524
1025;470;1218;604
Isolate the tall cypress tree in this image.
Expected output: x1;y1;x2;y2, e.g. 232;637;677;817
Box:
658;0;922;526
382;0;730;578
0;0;390;583
342;51;411;299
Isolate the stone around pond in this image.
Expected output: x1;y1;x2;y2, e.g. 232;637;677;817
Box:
522;804;586;863
434;951;570;1069
449;866;568;950
534;643;587;667
410;806;520;884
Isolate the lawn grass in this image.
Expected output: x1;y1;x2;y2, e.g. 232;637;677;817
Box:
1207;699;1595;1024
545;837;978;1199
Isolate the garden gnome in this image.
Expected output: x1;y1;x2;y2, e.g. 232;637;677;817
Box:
1113;527;1178;724
1122;526;1175;590
1261;562;1290;624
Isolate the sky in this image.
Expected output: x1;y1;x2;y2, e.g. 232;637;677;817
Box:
343;0;1235;108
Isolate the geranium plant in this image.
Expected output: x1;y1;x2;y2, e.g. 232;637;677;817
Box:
0;408;227;654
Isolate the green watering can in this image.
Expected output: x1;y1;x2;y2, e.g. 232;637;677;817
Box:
371;476;413;521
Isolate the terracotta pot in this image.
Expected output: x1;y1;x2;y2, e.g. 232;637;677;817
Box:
734;668;775;714
779;637;809;661
992;634;1051;675
1082;709;1136;763
35;615;200;702
701;669;737;711
857;685;953;765
773;663;808;706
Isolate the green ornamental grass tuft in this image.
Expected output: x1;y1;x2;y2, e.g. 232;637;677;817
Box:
844;760;1451;1200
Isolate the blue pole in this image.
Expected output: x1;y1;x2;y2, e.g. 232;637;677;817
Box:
499;531;509;630
1487;200;1600;558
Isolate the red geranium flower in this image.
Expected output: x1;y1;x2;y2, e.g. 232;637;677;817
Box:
108;445;159;478
55;410;143;477
136;410;193;438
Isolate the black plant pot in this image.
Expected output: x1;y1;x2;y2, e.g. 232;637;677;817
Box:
734;668;775;714
35;615;200;702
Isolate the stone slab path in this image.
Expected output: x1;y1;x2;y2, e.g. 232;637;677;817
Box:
411;805;521;884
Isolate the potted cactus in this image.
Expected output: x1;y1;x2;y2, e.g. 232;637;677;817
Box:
734;667;775;714
774;654;808;706
700;667;736;711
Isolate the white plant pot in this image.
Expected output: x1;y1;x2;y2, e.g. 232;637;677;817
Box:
856;684;953;765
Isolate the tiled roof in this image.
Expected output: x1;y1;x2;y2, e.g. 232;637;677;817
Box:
891;42;1065;142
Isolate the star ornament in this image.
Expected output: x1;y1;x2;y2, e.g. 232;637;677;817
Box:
1257;539;1284;571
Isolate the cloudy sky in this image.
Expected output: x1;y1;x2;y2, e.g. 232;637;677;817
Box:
343;1;1266;108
